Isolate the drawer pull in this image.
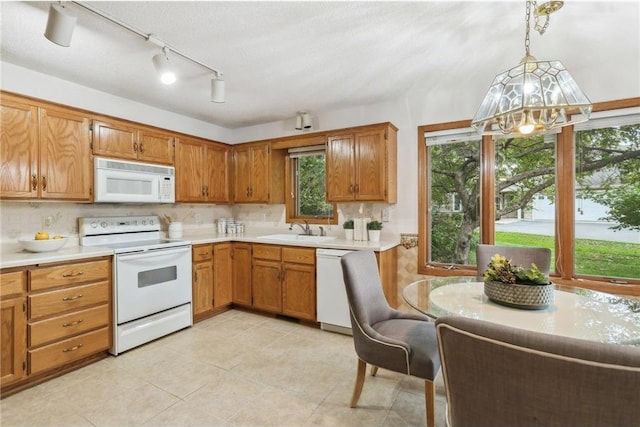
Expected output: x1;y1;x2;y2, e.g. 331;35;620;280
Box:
62;344;83;353
62;319;84;327
62;271;85;278
62;294;83;301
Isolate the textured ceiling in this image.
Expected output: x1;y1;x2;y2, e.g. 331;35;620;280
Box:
1;1;638;129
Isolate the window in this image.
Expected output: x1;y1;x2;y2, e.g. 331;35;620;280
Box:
573;110;640;280
285;146;337;224
424;128;480;265
418;99;640;291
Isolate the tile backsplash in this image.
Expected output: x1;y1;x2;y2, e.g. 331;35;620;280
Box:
0;201;398;243
0;202;233;243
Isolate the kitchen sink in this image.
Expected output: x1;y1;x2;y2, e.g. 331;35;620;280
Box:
257;234;337;243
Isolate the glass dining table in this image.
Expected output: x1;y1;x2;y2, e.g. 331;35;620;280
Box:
403;276;640;346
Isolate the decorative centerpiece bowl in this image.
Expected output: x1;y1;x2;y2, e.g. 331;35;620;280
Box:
483;254;554;310
19;237;68;253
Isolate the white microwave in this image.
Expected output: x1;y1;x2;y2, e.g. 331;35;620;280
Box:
94;157;175;203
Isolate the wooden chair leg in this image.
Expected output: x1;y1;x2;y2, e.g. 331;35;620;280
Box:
350;358;367;408
425;379;436;427
370;365;379;376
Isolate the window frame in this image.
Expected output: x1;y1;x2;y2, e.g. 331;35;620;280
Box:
418;98;640;295
285;149;338;226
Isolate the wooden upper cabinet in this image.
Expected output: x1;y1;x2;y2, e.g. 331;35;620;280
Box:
175;135;230;203
205;143;231;203
92;118;174;165
0;96;38;198
326;122;397;203
1;93;92;201
137;128;175;165
232;142;285;204
39;107;92;200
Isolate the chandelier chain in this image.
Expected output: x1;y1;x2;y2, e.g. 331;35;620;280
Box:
524;1;532;56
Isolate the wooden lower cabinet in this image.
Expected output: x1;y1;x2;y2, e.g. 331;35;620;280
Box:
1;270;27;388
251;244;316;321
232;243;253;307
0;257;111;396
192;243;233;322
213;243;233;308
376;247;398;308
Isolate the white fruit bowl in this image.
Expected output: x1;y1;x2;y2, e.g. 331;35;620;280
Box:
19;237;68;253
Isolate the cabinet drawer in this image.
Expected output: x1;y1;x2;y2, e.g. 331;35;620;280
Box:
1;270;26;298
29;304;109;347
283;247;316;265
252;244;281;261
28;327;109;375
30;260;110;292
29;281;109;320
193;245;213;262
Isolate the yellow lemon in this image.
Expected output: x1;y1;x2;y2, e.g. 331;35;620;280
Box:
53;235;63;240
34;231;50;240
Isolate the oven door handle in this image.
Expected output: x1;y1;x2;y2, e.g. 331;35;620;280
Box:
117;246;190;261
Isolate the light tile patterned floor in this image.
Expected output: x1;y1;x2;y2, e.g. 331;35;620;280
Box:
1;310;447;427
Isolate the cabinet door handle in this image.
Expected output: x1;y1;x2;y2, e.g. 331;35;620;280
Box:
202;186;206;197
139;143;144;153
32;174;38;191
349;184;354;194
354;184;359;194
62;344;83;353
62;319;84;328
62;271;84;278
133;142;139;152
246;187;250;197
205;186;209;197
62;294;83;301
41;175;47;191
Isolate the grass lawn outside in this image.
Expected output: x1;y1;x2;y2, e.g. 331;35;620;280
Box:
490;231;640;279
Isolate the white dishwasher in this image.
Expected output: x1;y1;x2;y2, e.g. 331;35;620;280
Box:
316;248;354;335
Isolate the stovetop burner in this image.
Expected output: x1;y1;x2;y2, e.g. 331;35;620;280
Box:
79;215;190;253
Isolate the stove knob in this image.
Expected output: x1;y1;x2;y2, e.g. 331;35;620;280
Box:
90;221;98;228
142;220;147;225
149;219;155;225
133;220;138;225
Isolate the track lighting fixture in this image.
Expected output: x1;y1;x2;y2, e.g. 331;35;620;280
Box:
152;47;176;85
43;1;225;102
294;112;312;130
211;73;225;103
44;3;77;47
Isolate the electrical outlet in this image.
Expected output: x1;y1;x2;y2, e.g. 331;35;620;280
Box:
43;215;54;228
381;208;390;222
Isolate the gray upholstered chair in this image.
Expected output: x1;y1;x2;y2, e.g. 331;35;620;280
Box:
476;244;551;281
436;315;640;427
341;250;440;427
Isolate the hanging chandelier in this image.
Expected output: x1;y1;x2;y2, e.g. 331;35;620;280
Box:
471;1;592;136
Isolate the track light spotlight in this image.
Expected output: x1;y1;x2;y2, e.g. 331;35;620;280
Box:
301;112;312;129
152;47;176;85
211;74;225;103
44;3;77;47
295;115;303;130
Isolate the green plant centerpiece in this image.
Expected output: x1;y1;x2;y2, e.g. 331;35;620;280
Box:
367;220;383;230
483;254;554;309
343;219;354;229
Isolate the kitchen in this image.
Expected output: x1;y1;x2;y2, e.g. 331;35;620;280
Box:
1;1;639;426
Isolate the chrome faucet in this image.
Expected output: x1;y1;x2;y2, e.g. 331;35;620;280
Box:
289;220;312;235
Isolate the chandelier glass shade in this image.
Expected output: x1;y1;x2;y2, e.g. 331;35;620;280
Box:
471;1;592;136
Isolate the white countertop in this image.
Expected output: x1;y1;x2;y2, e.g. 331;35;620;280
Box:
0;242;114;269
1;231;399;269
